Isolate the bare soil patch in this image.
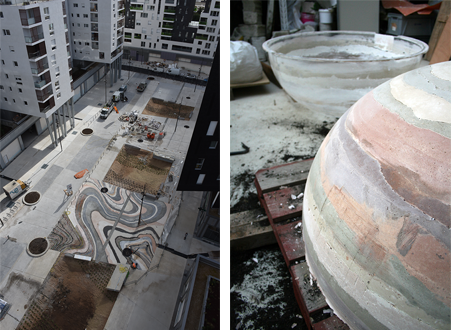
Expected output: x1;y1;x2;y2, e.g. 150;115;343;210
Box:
104;144;171;194
24;191;41;204
142;98;193;119
16;255;118;330
28;238;48;255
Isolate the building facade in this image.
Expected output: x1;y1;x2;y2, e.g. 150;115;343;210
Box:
122;0;219;64
0;0;125;170
0;0;75;169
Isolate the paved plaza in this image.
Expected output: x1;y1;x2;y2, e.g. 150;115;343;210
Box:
0;69;217;330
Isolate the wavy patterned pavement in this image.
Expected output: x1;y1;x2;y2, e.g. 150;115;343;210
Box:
64;178;170;270
303;62;451;330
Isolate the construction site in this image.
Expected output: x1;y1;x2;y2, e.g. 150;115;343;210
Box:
0;56;219;330
231;1;450;330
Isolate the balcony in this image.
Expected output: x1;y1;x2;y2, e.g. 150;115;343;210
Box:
162;24;173;29
28;50;45;60
35;86;53;101
91;25;98;32
161;31;172;36
129;5;143;11
91;32;99;41
30;62;49;75
90;4;98;12
20;9;42;27
62;2;66;15
91;13;98;22
195;34;208;40
34;80;49;89
39;96;55;112
24;33;44;44
118;12;125;19
215;2;220;8
163;16;175;22
92;42;99;49
164;8;176;14
199;20;207;25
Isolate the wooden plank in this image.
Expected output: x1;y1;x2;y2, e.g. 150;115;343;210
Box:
425;0;451;61
230;209;277;250
230;71;270;89
263;185;304;223
274;220;305;263
313;315;350;330
291;262;328;314
430;16;451;64
256;159;313;194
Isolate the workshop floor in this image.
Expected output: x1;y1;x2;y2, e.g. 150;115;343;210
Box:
230;81;337;212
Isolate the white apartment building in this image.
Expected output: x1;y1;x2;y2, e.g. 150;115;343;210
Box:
122;0;219;64
67;0;125;87
0;0;75;169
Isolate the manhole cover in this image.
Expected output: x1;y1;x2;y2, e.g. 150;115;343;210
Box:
41;164;49;169
72;131;78;135
101;187;108;193
147;76;155;80
138;139;143;142
28;237;49;256
184;125;189;128
81;128;93;136
122;248;132;257
23;191;41;206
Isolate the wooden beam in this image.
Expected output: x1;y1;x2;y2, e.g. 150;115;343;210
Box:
425;0;451;61
430;15;451;64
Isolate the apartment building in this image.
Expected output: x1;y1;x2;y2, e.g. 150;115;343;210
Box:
0;0;74;170
67;0;124;89
0;0;125;170
122;0;219;65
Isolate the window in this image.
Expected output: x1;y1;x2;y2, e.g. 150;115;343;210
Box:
4;97;7;101
196;49;200;54
83;14;88;18
149;43;152;48
84;24;88;27
196;174;205;185
77;14;80;17
162;43;168;49
57;92;61;99
9;87;12;91
5;74;8;78
3;29;10;35
1;60;4;65
77;23;80;27
85;42;89;46
141;13;148;18
209;36;215;41
211;11;219;16
0;12;3;18
210;141;218;149
13;99;15;103
13;61;18;66
158;22;161;28
141;41;145;47
24;101;28;105
207;27;215;33
136;21;141;26
18;88;22;93
205;43;211;49
17;82;23;85
202;50;210;55
206;121;217;136
44;7;49;14
212;19;217;26
198;41;202;45
0;85;3;90
73;3;78;7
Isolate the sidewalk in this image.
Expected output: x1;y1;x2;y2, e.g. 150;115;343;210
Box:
0;70;216;330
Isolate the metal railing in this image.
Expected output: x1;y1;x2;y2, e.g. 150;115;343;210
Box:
31;63;49;75
24;33;44;43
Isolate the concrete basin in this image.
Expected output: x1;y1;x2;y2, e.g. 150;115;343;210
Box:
302;62;451;329
263;31;428;117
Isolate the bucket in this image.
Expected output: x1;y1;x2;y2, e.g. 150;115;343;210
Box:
319;8;333;24
319;23;332;31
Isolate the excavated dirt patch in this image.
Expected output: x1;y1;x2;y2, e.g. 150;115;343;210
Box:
142;98;193;119
104;144;171;194
16;255;117;330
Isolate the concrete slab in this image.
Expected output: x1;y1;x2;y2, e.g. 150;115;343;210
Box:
0;238;26;283
32;165;64;195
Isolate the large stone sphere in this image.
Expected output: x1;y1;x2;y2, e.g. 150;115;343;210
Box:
303;62;450;330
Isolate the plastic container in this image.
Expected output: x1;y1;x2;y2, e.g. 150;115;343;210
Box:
319;8;333;24
262;31;429;117
300;12;315;23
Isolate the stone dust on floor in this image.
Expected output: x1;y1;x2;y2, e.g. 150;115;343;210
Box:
230;83;337;211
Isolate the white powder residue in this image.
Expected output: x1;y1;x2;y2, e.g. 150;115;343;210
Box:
287;44;406;60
